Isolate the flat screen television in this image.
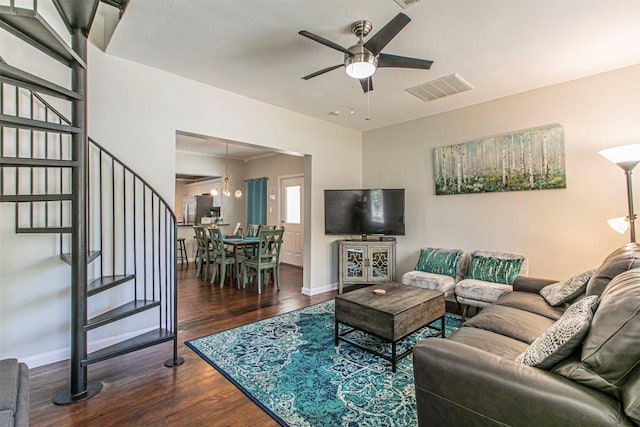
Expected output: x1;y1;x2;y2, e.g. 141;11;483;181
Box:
324;189;405;236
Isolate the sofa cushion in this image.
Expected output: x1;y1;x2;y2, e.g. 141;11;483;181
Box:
415;248;462;278
555;268;640;401
493;291;564;321
583;269;640;393
540;269;595;306
455;278;513;305
462;304;555;344
401;271;456;299
515;295;598;370
447;326;529;359
468;253;524;285
586;243;640;297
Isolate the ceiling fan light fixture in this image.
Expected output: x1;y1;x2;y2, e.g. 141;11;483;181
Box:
345;61;376;79
345;47;377;79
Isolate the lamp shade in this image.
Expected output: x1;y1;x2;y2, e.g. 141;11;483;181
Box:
607;216;629;234
598;144;640;164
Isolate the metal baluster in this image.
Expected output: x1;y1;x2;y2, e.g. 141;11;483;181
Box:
133;176;138;301
152;192;156;301
143;187;147;300
99;147;103;277
44;109;49;227
1;82;4;195
111;156;115;276
123;165;127;277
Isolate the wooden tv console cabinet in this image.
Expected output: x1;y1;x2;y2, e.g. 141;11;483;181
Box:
338;240;397;294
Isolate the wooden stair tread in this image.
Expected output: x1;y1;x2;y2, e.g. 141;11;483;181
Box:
82;328;174;366
85;299;160;330
87;274;135;296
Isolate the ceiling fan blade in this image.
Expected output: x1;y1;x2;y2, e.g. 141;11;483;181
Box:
299;30;352;55
359;76;373;93
378;53;433;70
363;13;411;56
301;64;344;80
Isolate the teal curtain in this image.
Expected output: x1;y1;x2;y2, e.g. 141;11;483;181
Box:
247;178;267;225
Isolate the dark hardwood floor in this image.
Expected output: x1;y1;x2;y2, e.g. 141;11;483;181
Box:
29;264;334;426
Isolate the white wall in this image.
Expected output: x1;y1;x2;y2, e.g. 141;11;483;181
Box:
363;64;640;280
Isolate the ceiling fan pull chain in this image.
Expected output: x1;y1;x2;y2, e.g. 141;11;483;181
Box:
366;85;371;121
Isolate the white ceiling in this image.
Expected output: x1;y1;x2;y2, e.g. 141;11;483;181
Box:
107;0;640;134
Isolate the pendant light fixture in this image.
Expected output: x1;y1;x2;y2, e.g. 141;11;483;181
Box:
211;143;242;198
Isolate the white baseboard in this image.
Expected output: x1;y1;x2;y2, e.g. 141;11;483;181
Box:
301;282;339;296
21;326;157;368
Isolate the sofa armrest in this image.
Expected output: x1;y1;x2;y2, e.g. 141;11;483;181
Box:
413;338;631;426
512;275;557;293
0;359;29;427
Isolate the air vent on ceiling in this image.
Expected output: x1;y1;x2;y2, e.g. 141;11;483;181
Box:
405;73;474;102
393;0;422;9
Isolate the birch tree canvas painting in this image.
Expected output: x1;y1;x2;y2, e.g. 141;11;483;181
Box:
434;125;566;195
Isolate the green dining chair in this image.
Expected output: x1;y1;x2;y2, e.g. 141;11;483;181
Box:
208;227;241;287
246;224;260;237
242;228;284;294
194;225;215;280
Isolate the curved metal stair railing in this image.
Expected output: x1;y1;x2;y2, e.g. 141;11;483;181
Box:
85;137;181;367
0;0;182;405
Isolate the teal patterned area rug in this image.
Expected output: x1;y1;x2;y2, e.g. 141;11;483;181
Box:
186;300;462;427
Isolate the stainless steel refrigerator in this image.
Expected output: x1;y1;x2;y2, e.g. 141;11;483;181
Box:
183;195;219;225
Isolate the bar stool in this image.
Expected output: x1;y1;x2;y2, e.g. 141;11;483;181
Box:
177;237;188;266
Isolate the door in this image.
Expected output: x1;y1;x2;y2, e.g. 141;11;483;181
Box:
280;175;303;267
342;244;365;281
369;245;393;282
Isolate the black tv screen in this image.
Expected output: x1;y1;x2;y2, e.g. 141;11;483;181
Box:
324;189;405;235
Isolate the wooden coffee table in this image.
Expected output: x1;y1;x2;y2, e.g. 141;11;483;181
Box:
334;282;445;372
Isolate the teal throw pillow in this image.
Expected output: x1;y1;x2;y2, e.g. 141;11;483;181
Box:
468;254;524;285
415;248;461;278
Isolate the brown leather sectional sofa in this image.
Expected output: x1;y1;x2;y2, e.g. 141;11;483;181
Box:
413;243;640;426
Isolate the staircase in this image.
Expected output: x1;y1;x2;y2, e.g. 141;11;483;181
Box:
0;0;183;404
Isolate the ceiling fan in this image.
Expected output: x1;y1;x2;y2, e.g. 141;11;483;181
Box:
299;13;433;93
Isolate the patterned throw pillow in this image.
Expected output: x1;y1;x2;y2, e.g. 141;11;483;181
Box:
540;269;596;307
515;295;598;370
467;254;524;285
415;248;461;278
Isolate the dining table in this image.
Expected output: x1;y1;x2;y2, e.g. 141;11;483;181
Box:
222;236;260;289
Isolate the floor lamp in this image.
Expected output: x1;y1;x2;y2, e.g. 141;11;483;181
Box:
598;144;640;243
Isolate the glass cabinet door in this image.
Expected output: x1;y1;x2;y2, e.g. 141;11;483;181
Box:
344;247;365;280
369;246;392;281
